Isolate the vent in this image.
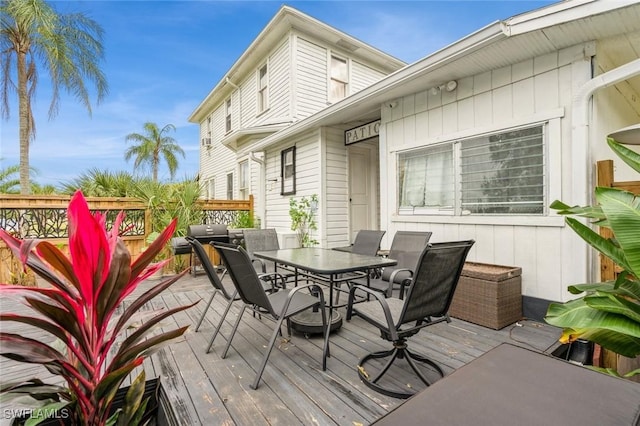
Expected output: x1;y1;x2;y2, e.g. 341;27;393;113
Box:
201;138;211;146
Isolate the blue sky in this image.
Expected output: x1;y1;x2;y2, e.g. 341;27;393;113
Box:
0;0;555;187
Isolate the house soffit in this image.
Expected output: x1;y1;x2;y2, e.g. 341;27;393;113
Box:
244;1;640;153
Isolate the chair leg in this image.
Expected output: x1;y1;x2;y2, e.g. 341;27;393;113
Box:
251;315;287;390
206;298;234;353
196;290;218;332
221;305;246;359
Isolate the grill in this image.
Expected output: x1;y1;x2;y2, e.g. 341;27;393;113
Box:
187;224;229;244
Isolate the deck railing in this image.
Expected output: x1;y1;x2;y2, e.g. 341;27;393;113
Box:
0;194;253;284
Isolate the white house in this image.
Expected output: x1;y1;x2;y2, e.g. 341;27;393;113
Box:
190;0;640;320
188;6;405;217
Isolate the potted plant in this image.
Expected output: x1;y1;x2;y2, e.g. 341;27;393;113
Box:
545;138;640;379
289;194;319;248
0;191;195;425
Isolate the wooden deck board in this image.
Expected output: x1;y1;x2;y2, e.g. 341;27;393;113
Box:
0;273;562;426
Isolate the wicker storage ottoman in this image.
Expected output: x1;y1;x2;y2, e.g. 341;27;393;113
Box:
449;262;522;329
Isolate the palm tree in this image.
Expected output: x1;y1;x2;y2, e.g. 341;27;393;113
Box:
0;0;108;195
124;122;185;182
0;163;20;193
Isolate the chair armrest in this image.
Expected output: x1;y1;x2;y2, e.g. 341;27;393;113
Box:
252;258;267;274
258;272;287;291
347;284;398;341
276;283;326;318
386;268;413;297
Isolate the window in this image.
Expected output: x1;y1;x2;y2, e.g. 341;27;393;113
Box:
258;64;268;113
225;98;232;133
398;125;545;215
281;146;296;195
329;55;348;102
226;172;234;200
239;161;249;200
206;178;215;199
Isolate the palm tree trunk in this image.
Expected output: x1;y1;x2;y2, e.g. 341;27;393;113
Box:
17;50;30;195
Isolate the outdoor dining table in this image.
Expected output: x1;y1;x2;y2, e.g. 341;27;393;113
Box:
253;247;397;335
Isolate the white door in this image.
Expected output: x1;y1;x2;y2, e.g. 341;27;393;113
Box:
348;142;379;242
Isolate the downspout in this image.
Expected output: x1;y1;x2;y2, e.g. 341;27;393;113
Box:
226;77;241;126
249;151;266;229
572;57;640;285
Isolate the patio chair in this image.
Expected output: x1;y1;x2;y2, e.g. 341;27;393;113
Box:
346;239;475;399
243;229;296;282
337;231;432;304
333;230;386;256
211;241;330;390
185;236;277;353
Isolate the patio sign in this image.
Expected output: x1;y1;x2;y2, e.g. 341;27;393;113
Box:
345;120;380;145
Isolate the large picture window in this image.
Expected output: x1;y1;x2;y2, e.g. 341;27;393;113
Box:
398;125;545;215
281;146;296;195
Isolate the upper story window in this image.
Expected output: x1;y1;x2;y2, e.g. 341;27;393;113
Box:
258;64;268;113
225;98;232;133
206;178;215;200
239;160;249;200
226;172;234;200
398;125;545;215
329;55;348;102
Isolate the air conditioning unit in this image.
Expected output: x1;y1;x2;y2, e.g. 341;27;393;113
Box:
201;138;211;147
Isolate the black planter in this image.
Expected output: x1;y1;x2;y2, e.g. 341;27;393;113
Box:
12;378;177;426
551;339;594;365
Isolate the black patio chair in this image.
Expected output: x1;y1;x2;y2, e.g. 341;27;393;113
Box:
212;241;330;390
243;228;296;283
350;231;432;299
346;240;475;399
185;236;277;353
333;230;386;256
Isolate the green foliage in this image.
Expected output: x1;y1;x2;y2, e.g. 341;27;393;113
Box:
545;138;640;374
1;0;108;194
289;194;318;247
230;210;255;229
124;122;185;182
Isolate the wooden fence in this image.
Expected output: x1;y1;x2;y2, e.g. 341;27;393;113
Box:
0;194;253;284
595;159;640;379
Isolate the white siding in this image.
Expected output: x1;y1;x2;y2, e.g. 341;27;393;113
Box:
351;61;386;93
381;44;598;303
322;127;349;248
263;131;323;246
199;106;236;199
296;37;328;119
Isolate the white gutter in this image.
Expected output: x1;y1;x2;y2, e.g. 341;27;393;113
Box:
572;57;640;285
248;151;266;228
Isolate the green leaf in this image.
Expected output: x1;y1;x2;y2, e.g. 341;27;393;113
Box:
564;217;629;270
110;326;188;371
584;294;640;323
24;400;71;426
596;187;640;277
118;371;146;425
608;138;640;173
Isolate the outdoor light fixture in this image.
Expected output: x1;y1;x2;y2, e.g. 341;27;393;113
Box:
608;123;640;145
428;80;458;95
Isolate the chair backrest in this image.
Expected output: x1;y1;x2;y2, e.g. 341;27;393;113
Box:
243;229;280;258
381;231;433;283
212;242;275;316
350;230;386;256
185;236;234;299
400;240;475;324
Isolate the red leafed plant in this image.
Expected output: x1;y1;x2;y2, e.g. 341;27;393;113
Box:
0;191;194;425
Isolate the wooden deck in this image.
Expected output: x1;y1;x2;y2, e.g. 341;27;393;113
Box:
0;272;562;426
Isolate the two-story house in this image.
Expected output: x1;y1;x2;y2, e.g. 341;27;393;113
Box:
188;6;405;244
